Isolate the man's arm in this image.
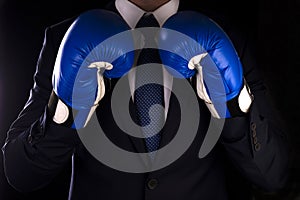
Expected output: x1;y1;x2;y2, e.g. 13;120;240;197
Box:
219;30;290;193
2;24;79;193
157;10;290;192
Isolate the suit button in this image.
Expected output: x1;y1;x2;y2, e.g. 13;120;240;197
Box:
28;134;33;144
40;124;44;133
253;137;258;144
147;178;158;190
255;143;261;151
252;130;257;138
251;122;256;130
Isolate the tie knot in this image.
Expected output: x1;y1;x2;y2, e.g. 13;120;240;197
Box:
136;13;160;28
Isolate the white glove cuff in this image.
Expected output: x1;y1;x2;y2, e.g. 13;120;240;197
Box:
238;81;253;113
52;99;69;124
48;91;100;128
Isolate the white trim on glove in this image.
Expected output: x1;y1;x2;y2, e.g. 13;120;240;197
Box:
52;61;112;127
189;54;253;118
84;61;112;127
189;53;222;118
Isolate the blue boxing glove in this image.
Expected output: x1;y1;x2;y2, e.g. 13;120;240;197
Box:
158;11;253;118
49;9;134;129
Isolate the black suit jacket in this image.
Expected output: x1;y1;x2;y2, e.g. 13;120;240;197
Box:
2;1;290;200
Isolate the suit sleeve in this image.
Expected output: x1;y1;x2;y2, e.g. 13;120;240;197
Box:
219;30;290;193
1;26;80;193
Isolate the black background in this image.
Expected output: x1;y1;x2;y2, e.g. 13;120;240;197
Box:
0;0;298;199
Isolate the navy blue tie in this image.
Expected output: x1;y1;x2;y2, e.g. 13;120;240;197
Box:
134;14;164;154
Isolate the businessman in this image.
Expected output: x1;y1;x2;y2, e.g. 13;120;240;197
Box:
2;0;290;199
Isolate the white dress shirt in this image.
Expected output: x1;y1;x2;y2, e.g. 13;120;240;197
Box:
115;0;179;28
115;0;179;118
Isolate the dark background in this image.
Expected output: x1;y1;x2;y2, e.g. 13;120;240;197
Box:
0;0;298;199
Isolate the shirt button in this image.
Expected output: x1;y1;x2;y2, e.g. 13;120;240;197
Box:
147;178;158;190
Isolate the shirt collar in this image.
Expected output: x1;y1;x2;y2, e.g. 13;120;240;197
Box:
115;0;179;28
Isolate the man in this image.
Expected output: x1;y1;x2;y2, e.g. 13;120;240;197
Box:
2;0;289;200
